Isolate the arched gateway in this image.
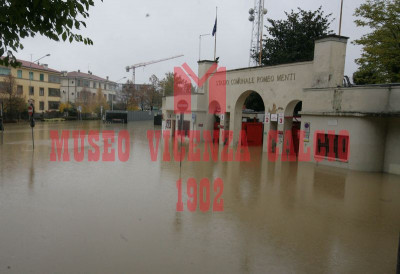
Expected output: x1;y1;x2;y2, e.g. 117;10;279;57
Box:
161;35;400;174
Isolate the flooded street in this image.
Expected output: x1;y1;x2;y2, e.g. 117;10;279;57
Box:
0;121;399;273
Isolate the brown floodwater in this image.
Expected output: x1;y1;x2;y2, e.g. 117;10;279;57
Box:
0;121;399;273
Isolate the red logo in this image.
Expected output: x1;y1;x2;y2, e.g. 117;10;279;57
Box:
174;63;226;114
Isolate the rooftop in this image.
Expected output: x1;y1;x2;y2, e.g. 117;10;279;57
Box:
0;57;60;73
65;71;116;83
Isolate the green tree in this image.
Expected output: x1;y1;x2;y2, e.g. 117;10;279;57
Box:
352;0;400;84
160;72;194;97
160;72;174;96
0;0;101;67
253;7;333;66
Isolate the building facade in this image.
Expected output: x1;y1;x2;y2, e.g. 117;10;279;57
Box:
162;35;400;175
0;59;61;113
60;70;117;105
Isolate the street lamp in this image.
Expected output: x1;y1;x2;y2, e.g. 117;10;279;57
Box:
116;77;127;83
29;53;51;105
199;34;211;61
34;53;51;64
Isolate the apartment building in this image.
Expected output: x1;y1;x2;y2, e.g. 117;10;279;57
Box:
0;59;61;113
60;70;117;104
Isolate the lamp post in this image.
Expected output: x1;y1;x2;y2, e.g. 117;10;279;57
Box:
34;53;50;65
199;34;211;61
29;54;50;108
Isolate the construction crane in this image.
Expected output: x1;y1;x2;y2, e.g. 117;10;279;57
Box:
126;54;184;85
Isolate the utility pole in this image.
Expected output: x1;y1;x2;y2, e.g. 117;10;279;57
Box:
248;0;267;66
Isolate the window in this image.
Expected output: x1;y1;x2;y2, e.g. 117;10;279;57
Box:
48;101;60;110
315;133;349;161
29;72;34;80
48;88;60;97
39;88;44;96
83;80;90;87
17;85;23;95
48;75;60;83
108;94;112;101
0;67;11;75
77;80;81;86
39;102;44;110
29;86;34;95
93;82;97;88
104;83;107;90
40;74;44;81
17;70;22;78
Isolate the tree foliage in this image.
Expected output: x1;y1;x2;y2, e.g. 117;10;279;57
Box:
159;72;195;97
94;87;109;114
160;72;174;96
118;82;138;111
76;88;94;113
253;7;333;66
117;75;162;111
352;0;400;84
147;75;162;110
0;0;101;67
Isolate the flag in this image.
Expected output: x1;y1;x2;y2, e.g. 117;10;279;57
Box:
212;17;217;36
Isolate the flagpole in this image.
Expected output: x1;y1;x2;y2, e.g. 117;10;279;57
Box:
339;0;344;35
214;7;217;61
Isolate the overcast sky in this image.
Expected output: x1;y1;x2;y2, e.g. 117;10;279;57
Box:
18;0;367;84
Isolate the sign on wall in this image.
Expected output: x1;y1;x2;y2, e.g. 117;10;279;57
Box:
264;113;270;124
278;131;284;144
220;114;225;121
278;113;284;125
304;122;311;142
271;114;278;122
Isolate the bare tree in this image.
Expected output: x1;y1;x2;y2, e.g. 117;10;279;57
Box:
147;74;162;110
76;88;94;114
134;85;147;111
0;74;25;121
118;82;138;110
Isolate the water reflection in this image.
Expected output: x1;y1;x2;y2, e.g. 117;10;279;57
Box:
0;121;398;273
29;152;35;190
